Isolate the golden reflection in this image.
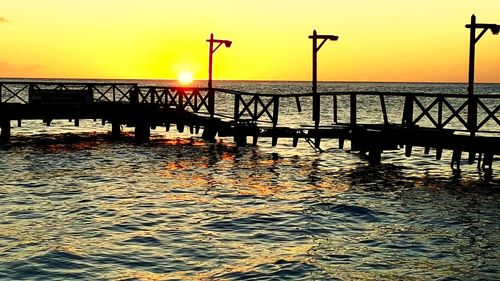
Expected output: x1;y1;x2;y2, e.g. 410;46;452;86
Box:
163;193;215;204
194;244;313;280
221;152;236;163
159;138;206;146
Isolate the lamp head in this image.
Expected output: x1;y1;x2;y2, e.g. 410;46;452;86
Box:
491;25;500;35
224;41;232;48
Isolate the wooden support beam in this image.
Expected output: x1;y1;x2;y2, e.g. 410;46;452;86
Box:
74;119;80;127
17;120;21;127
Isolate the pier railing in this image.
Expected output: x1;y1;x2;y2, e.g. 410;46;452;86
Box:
1;82;498;135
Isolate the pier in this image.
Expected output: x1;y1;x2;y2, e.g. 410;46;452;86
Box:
0;81;498;172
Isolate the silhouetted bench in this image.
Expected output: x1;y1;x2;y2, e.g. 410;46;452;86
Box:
29;88;93;105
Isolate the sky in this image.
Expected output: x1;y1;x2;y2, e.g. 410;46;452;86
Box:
0;0;499;82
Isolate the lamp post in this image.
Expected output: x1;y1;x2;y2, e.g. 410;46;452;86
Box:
309;30;338;128
465;15;499;136
207;33;232;118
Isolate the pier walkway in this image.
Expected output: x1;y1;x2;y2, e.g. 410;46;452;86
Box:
0;81;498;172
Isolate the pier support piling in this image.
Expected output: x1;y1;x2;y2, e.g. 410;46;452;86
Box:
134;123;150;143
252;135;259;146
451;149;462;171
234;134;247;147
368;149;382;165
1;120;11;142
201;119;219;142
177;122;185;133
111;122;121;139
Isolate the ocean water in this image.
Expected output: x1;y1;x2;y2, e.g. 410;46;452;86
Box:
0;80;499;280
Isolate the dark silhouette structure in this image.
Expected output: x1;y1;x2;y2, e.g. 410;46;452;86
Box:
308;30;338;133
0;16;498;173
0;82;498;172
207;33;231;118
465;14;499;138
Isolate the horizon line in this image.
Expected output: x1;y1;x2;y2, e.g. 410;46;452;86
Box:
1;77;499;84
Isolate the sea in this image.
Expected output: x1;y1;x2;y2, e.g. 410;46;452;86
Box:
0;80;499;280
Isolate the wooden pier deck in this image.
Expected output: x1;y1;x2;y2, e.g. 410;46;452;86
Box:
0;81;498;172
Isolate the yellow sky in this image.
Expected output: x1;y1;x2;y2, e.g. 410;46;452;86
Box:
0;0;499;82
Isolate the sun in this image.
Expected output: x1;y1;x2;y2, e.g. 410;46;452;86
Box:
178;71;193;85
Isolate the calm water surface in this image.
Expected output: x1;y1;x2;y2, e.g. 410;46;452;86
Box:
0;81;499;280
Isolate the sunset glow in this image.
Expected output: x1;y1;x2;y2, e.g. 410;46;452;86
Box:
178;71;193;85
0;1;499;82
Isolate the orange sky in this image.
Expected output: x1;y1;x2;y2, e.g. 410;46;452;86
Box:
0;0;499;82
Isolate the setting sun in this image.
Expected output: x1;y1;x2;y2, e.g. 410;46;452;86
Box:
178;71;194;84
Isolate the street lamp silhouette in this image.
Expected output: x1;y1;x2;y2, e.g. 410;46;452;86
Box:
309;30;338;128
206;33;231;118
465;15;499;136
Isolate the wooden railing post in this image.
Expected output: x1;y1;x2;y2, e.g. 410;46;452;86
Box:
252;95;258;122
234;94;240;122
272;96;280;146
467;96;477;136
272;96;279;128
437;96;443;129
402;95;414;128
295;96;302;113
379;94;388;125
208;89;215;118
130;85;139;105
178;89;184;110
333;95;338;124
150;88;156;104
350;93;357;126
